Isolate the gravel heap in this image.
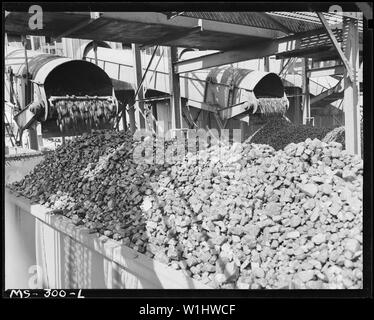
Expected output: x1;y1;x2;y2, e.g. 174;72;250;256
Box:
8;130;363;289
145;139;363;289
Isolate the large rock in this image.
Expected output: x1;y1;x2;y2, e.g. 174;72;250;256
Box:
299;183;319;197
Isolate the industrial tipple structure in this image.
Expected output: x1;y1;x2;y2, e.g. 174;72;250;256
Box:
4;7;368;291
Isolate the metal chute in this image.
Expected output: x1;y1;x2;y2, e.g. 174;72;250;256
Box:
204;67;289;120
5;47;118;146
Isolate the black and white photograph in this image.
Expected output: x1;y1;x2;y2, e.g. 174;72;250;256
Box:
2;2;372;302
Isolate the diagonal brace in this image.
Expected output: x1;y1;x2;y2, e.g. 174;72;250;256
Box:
317;12;354;82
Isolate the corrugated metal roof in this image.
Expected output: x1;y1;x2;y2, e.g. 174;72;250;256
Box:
181;12;363;34
269;12;363;32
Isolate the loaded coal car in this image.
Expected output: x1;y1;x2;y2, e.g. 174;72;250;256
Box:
4;46;118;150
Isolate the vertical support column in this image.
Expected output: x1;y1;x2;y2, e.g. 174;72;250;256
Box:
168;47;183;131
127;104;136;134
152;102;158;133
36;123;43;148
240;121;247;142
264;56;270;72
132;43;145;130
30;36;35;51
28;125;39;151
21;36;31;106
21;35;38;149
343;16;361;156
302;58;310;125
93;41;98;65
294;87;302;124
121;102;127;132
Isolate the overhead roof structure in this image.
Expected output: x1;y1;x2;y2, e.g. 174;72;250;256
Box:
5;11;363;52
4;10;367;156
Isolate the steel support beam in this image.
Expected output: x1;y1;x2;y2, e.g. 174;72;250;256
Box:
173;16;360;74
175;39;282;73
168;47;183;130
342;16;361;156
173;27;334;74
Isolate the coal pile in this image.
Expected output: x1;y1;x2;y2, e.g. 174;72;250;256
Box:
322;126;345;146
8;131;363;289
53;98;117;133
9;130;166;251
257;97;289;116
249;118;332;150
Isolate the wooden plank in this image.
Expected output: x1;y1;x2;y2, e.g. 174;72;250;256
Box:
317;12;354;81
